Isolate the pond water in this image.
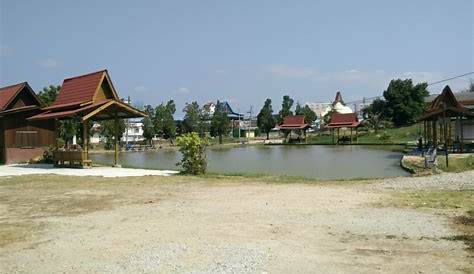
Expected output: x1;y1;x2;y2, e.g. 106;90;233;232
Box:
90;145;409;180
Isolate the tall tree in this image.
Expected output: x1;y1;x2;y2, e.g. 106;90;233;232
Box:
154;100;176;141
382;79;429;126
278;95;294;124
257;98;276;140
295;103;317;126
362;99;387;132
38;85;60;106
99;119;126;150
182;101;201;133
162;100;176;141
142;116;155;145
210;101;230;144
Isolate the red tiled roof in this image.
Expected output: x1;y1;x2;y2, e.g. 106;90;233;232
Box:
278;115;310;129
52;70;106;107
326;112;359;128
0;82;27;110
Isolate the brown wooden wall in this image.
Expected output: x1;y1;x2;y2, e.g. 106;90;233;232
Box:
2;110;55;149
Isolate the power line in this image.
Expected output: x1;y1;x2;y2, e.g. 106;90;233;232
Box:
427;71;474;86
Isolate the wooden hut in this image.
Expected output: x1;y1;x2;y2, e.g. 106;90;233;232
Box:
0;82;55;164
28;69;146;167
419;85;474;153
326;112;360;144
278;115;310;142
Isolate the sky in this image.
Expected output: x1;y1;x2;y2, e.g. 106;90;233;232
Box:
1;0;473;117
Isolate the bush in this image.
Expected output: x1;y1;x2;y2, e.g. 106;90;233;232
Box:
176;132;209;175
379;131;392;141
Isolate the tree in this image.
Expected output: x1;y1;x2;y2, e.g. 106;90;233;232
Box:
38;85;60;106
460;80;474;93
197;110;210;138
142;116;155;145
295;103;317;126
210;101;230;144
162;100;176;140
176;132;209;175
382;79;429;126
99;119;126;150
182;101;201;133
362;99;387;132
278;95;294;124
257;98;276;140
154;100;176;141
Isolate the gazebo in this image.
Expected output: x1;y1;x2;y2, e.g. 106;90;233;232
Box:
28;69;146;167
278;115;311;143
418;85;474;153
326;112;360;144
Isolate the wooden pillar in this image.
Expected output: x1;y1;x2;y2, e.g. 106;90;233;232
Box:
54;119;59;149
332;129;335;144
350;127;353;144
460;117;464;153
355;127;358;144
114;114;119;167
433;120;437;147
337;128;340;144
423;121;427;146
83;121;88;160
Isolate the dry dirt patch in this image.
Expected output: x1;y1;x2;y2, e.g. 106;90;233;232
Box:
0;174;472;273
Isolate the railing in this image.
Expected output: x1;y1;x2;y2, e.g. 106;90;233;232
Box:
53;150;92;168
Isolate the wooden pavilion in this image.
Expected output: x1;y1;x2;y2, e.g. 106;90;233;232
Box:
28;70;146;167
278;115;311;143
0;82;55;164
326;112;360;144
418;85;474;153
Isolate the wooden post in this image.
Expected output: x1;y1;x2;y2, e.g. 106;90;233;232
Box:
332;129;335;144
443;104;448;167
83;121;88;160
54;119;59;149
337;128;340;144
114;114;119;167
350;127;353;144
355;127;358;144
423;121;427;146
433;120;437;147
460;117;464;153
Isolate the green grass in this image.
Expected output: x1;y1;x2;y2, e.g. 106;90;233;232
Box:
307;124;421;145
437;155;474;173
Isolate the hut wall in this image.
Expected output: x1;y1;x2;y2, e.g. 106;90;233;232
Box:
2;110;55;164
455;119;474;142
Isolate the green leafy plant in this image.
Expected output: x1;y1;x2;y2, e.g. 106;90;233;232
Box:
176;133;209;175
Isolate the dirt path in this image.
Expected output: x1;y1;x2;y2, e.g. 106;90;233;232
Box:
0;175;471;273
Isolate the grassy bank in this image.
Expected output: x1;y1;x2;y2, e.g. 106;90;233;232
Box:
382;189;474;252
306;124;421;145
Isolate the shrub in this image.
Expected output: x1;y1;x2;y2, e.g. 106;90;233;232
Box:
379;131;392;141
176;132;209;175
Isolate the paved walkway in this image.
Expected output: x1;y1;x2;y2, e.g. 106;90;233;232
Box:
0;164;179;177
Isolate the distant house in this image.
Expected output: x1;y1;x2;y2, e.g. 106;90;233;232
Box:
203;101;243;120
0;82;55;164
123;120;144;142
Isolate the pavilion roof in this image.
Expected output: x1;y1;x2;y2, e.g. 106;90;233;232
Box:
0;82;43;111
278;115;310;130
51;69;118;108
419;85;474;121
326;112;360;128
28;70;146;121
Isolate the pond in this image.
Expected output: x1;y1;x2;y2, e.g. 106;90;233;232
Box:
90;145;409;180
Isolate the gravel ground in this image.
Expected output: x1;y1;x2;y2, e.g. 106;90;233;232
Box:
0;173;472;273
371;170;474;191
0;164;178;177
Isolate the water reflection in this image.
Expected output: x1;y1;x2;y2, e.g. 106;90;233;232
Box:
90;145;408;179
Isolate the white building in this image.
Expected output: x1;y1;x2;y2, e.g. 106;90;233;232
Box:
122;120;144;142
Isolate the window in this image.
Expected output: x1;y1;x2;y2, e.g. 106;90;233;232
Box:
15;130;38;148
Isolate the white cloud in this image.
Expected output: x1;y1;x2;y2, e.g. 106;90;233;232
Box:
175;87;190;94
39;58;58;68
133;86;148;92
263;64;320;79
